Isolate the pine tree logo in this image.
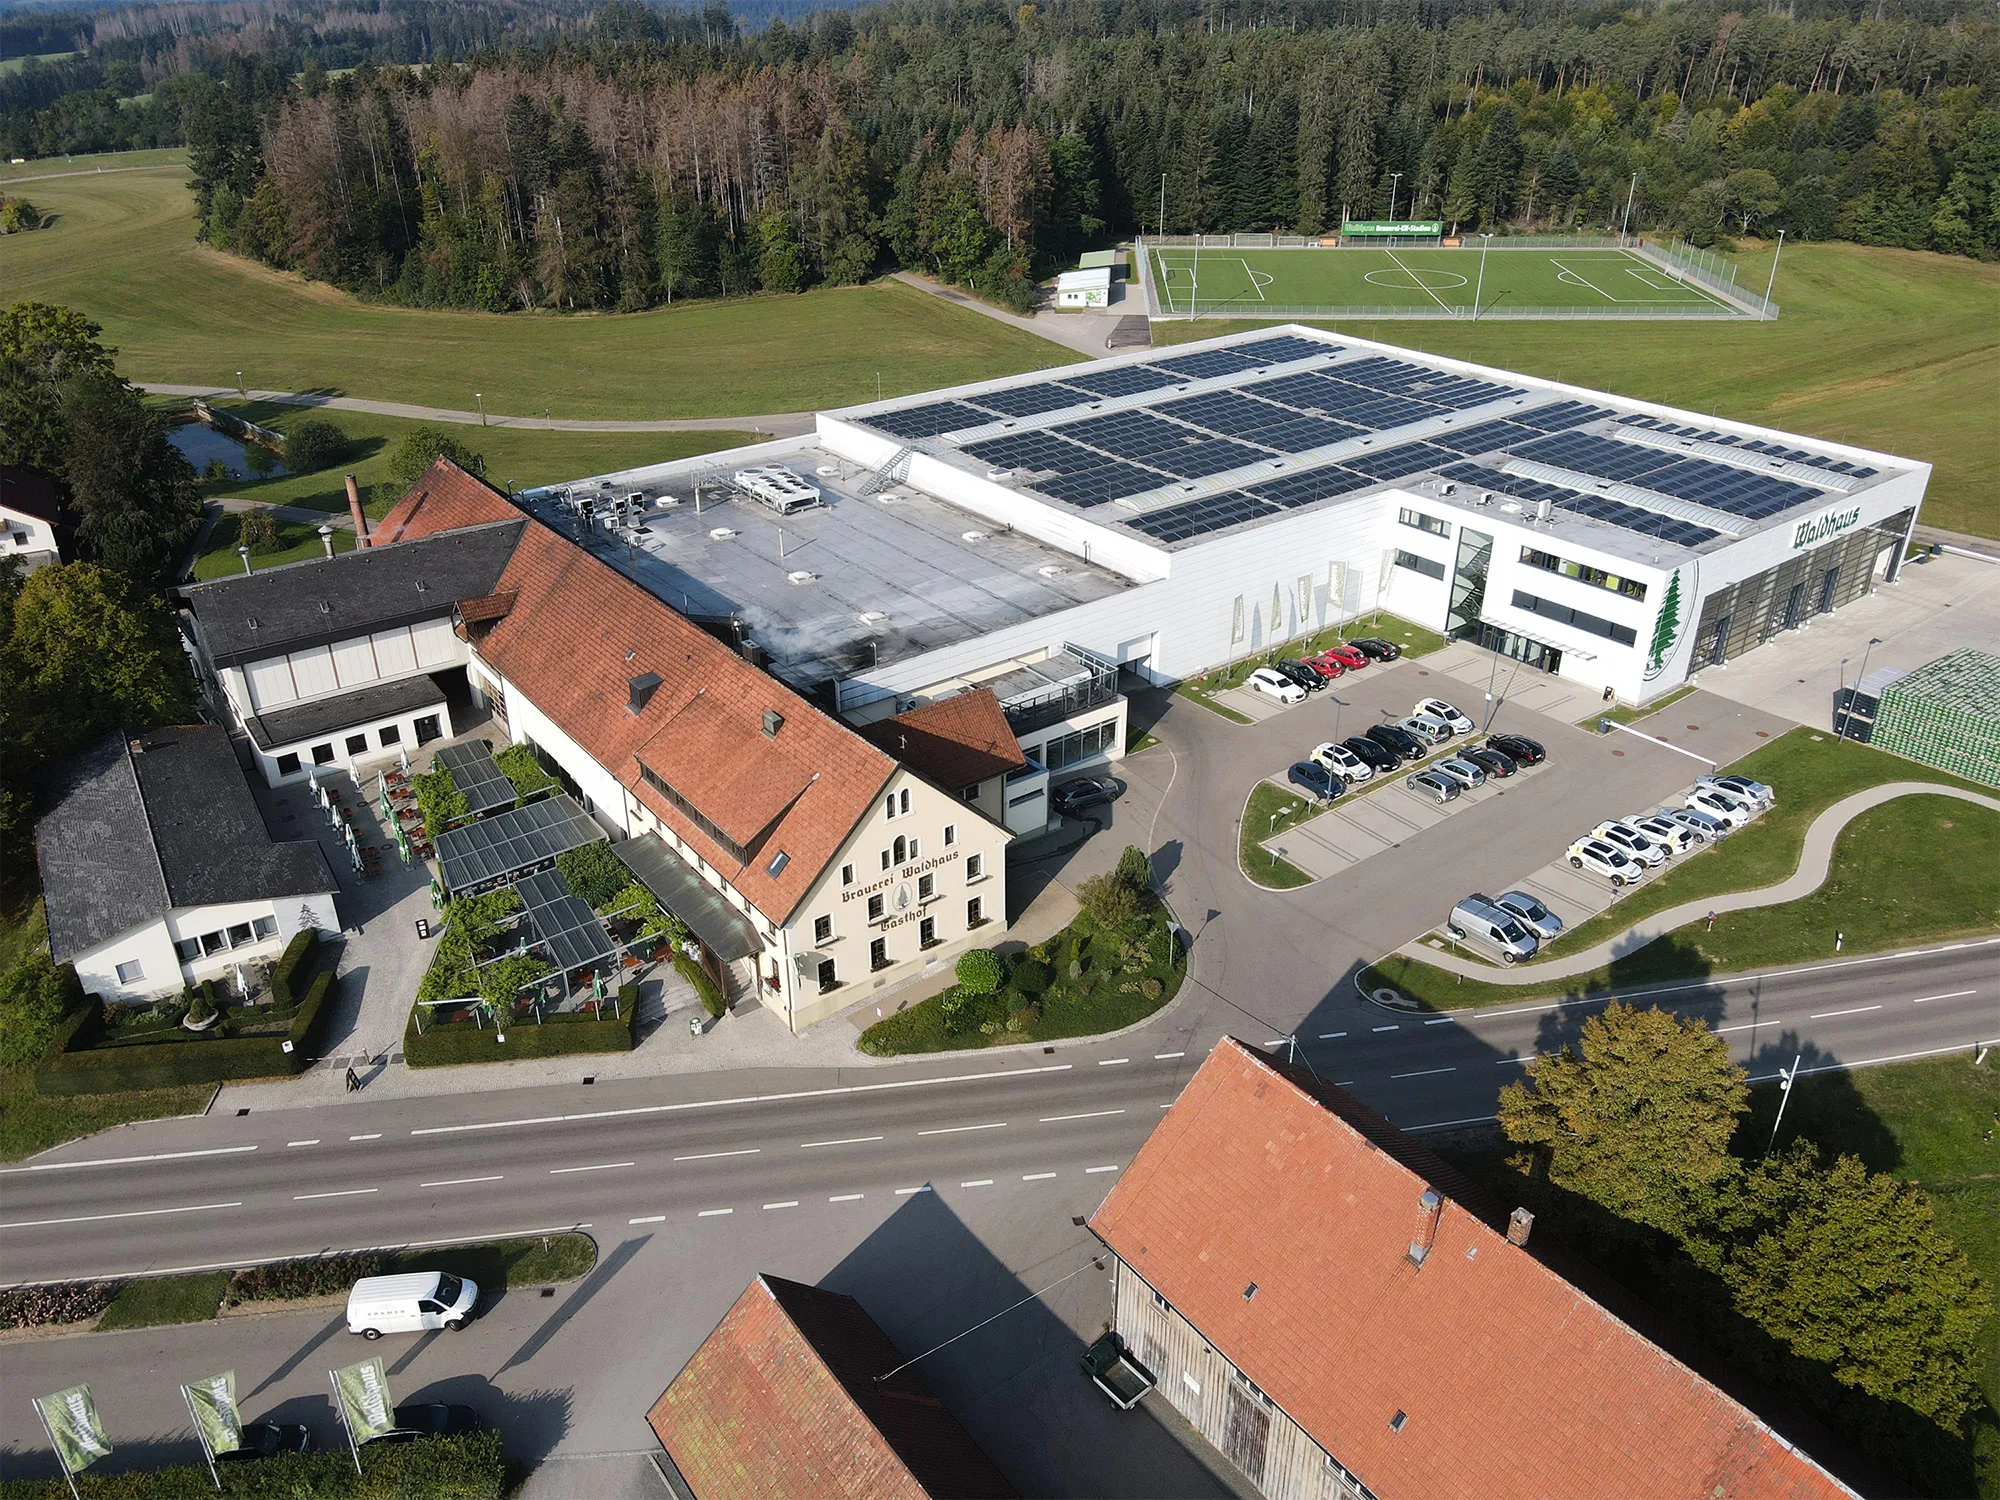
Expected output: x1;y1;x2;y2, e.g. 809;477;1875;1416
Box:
1645;570;1685;681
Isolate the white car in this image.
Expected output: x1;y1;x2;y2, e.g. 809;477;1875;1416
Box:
1433;757;1487;790
1398;713;1455;745
1310;741;1372;782
1567;837;1636;886
1685;786;1754;829
1592;819;1667;867
1247;667;1306;705
1696;773;1775;810
1413;698;1475;735
1632;814;1699;855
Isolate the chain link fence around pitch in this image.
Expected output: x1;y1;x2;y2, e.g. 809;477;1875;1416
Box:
1132;235;1776;322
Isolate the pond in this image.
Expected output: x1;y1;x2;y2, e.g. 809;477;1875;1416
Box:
169;420;287;481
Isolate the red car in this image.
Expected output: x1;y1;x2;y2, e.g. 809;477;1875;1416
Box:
1302;653;1345;681
1320;644;1370;671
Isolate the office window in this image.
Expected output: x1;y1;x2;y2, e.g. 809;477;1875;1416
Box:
867;894;885;922
1008;788;1042;808
227;922;253;946
312;743;336;765
1510;589;1639;647
943;824;957;847
276;753;301;776
252;916;279;939
115;960;144;984
1393;549;1446;581
174;938;201;962
1519;547;1647;601
1042;720;1117;772
814;914;834;944
967;896;985;927
378;725;401;747
870;937;888;971
200;931;228;956
1398;507;1451;538
918;873;935;901
817;957;837;993
842;863;855;887
345;734;369;756
967;852;985;881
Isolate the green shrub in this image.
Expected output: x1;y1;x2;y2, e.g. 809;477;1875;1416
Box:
956;948;1003;996
492;741;559;803
403;991;636;1067
0;1430;506;1498
0;1281;115;1331
675;950;726;1018
555;841;629;908
1007;956;1048;997
939;985;982;1033
1075;869;1143;932
283;416;350;472
1115;844;1153;890
288;968;340;1054
0;953;83;1068
185;987;217;1026
269;926;320;1006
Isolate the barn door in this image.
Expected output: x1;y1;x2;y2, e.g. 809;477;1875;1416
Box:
1223;1383;1271;1487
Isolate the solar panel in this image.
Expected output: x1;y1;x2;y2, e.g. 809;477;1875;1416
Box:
1052;411;1203;459
432;740;517;817
1290;379;1383;413
1427;419;1544;457
1438;463;1723;547
435;794;606;894
1511;431;1674;484
1246;416;1366;453
1341;441;1459;481
1236;372;1354;411
1412;377;1525;410
1245;465;1376;508
1148;438;1275;479
1123;491;1278;543
1146;349;1267;380
1231;335;1335;366
1058;365;1183;398
1616;414;1877;477
1511;401;1616;432
1152;391;1295;436
967;383;1092;419
513;867;618;974
863;401;991;439
1034;463;1167;507
962;431;1104;475
1340;396;1443;431
1329;355;1435;394
1636;457;1822;519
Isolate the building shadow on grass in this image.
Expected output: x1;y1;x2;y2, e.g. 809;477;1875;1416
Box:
819;1188;1252;1499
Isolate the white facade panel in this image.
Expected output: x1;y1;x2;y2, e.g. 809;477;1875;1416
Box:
371;628;417;676
411;617;460;668
289;644;338;698
331;635;380;687
244;656;298;710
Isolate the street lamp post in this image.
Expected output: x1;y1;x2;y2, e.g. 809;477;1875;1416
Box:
1472;234;1493;320
1836;637;1883;743
1387;172;1404;223
237;543;252;576
1760;229;1787;320
1619;172;1639;245
476;393;486;427
236;370;245;398
1766;1053;1803;1155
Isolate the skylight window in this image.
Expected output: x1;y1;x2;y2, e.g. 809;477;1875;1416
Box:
766;850;790;877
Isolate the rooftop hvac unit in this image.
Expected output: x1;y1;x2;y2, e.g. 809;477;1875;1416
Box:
709;527;736;540
962;530;987;542
1439;482;1456;496
1475;492;1493;506
1535;498;1554;523
734;465;822;516
787;570;817;585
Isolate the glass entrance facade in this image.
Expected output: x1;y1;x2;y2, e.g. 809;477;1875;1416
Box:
1470;622;1562;674
1445;527;1494;640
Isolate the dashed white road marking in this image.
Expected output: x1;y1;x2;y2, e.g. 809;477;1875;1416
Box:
697;1208;732;1217
960;1179;994;1188
1039;1110;1123;1123
295;1188;376;1201
629;1215;665;1225
421;1176;502;1188
801;1136;883;1149
287;1140;320;1148
1098;1058;1130;1067
918;1122;1007;1136
348;1134;382;1142
1424;1018;1453;1026
1912;990;1976;1004
1371;1025;1399;1033
763;1201;798;1211
1391;1067;1457;1080
1809;1005;1882;1019
549;1162;635;1175
1085;1165;1121;1174
829;1193;863;1203
674;1149;759;1162
1318;1032;1346;1040
1153;1051;1185;1060
894;1186;932;1196
1022;1172;1057;1181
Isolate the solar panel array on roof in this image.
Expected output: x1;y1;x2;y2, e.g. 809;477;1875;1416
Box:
1231;335;1337;365
1248;416;1367;453
1059;365;1183;399
1342;395;1444;430
1513;431;1822;520
1238;372;1352;411
1037;463;1165;507
863;400;993;440
1615;414;1878;477
1245;464;1376;508
1343;441;1461;481
1428;419;1546;456
1513;431;1677;484
1124;491;1278;543
1512;401;1617;432
432;740;517;817
962;431;1104;474
1439;463;1723;548
1053;411;1203;460
435;794;606;894
1154;391;1294;435
1151;437;1275;479
1147;348;1269;381
966;383;1091;419
513;867;617;974
1333;356;1522;409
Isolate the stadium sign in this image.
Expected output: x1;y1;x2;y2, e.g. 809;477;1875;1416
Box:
1791;505;1863;550
1341;221;1443;236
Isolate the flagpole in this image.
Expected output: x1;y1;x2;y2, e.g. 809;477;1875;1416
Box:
29;1401;84;1500
330;1369;363;1478
181;1385;222;1493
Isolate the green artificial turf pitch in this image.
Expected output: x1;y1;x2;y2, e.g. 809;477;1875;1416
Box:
1145;246;1742;316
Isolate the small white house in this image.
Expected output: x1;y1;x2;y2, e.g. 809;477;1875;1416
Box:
1056;266;1113;308
0;465;65;571
37;727;340;1003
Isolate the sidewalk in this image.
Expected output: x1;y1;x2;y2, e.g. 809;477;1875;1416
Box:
889;272;1121;358
142;383;806;437
1396;781;2000;983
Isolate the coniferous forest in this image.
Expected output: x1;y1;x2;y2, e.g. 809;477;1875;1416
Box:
6;0;1999;313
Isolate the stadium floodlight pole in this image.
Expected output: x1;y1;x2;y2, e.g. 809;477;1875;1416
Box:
1473;233;1492;320
1620;172;1639;246
1388;172;1403;223
1761;229;1787;320
1158;173;1167;240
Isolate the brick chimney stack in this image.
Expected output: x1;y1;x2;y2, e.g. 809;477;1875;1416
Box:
346;474;370;547
1507;1207;1535;1247
1407;1189;1443;1267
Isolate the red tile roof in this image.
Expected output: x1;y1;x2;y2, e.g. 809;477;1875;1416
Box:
1090;1040;1858;1500
371;458;518;546
647;1275;1018;1500
860;690;1026;792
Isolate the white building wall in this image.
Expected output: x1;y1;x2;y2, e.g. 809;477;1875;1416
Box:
227;621;468;717
0;506;60;567
250;698;450;788
76;892;338;1003
496;674;630;834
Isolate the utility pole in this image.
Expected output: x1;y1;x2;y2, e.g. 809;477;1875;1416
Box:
1761;229;1787;320
1766;1053;1802;1155
1388;172;1404;223
1620;172;1639;245
1158;173;1167;240
476;392;486;426
1473;233;1492;320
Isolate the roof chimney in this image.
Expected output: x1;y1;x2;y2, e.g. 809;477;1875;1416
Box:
1507;1207;1535;1247
1407;1189;1443;1267
346;474;370;547
762;709;783;738
627;672;663;715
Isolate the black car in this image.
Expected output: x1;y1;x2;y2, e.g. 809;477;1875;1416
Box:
1348;637;1402;661
1365;723;1426;763
1051;776;1121;817
1486;732;1546;766
216;1424;312;1464
1342;735;1399;772
1272;659;1325;692
364;1404;483;1447
1461;745;1517;778
1287;761;1343;801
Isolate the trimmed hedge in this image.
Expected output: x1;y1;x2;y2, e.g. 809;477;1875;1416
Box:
37;969;340;1097
0;1431;504;1498
675;950;726;1018
270;927;320;1007
403;985;636;1067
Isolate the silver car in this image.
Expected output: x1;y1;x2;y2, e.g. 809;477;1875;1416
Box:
1433;757;1487;790
1406;770;1461;803
1493;890;1562;940
1664;806;1730;842
1697;773;1774;809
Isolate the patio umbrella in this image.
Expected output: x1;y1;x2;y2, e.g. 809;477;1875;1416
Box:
592;970;604;1003
233;963;247;998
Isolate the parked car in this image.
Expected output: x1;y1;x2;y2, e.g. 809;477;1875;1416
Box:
1697;773;1775;810
1414;698;1475;734
1664;806;1731;842
1448;895;1540;963
217;1425;312;1464
1406;770;1461;803
1567;837;1636;885
1320;644;1370;671
1492;890;1563;940
1288;761;1344;801
1274;659;1327;692
1433;757;1487;790
1398;713;1455;745
363;1404;483;1447
1632;814;1699;856
1485;733;1546;766
1365;723;1426;763
1460;745;1517;778
1052;776;1121;817
1247;667;1306;704
1349;637;1402;661
1310;741;1372;782
1302;651;1347;680
346;1272;478;1339
1592;819;1667;867
1685;786;1755;829
1343;735;1399;772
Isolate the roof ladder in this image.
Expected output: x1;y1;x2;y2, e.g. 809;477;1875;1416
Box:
860;445;917;496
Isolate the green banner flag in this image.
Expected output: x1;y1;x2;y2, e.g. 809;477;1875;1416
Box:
332;1357;396;1445
1341;219;1444;236
34;1385;111;1475
182;1370;242;1460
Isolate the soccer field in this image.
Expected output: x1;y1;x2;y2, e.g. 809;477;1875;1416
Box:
1144;244;1751;319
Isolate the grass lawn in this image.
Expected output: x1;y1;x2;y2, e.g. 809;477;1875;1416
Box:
1174;612;1445;723
1158;241;2000;539
1601;682;1698;726
1241;780;1323;889
385;1232;595;1291
13;155;1076;420
192;507;358;579
95;1272;229;1330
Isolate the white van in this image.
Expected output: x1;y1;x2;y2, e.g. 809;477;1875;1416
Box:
345;1272;478;1339
1446;895;1540;964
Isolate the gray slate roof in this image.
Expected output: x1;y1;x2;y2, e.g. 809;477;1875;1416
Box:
181;520;524;666
37;726;339;962
245;673;446;751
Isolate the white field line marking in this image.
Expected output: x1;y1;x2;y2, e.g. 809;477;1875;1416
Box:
829;1193;863;1203
674;1148;760;1161
917;1122;1007;1136
1023;1172;1058;1181
961;1179;994;1188
348;1134;382;1142
1550;260;1620;302
629;1215;665;1225
1383;248;1453;312
697;1208;733;1217
1;1201;242;1231
1391;1067;1457;1079
409;1061;1080;1138
1098;1058;1130;1067
1085;1164;1121;1174
801;1135;883;1149
1809;1005;1882;1020
894;1186;932;1195
287;1140;320;1148
763;1201;798;1210
549;1161;635;1175
295;1188;377;1201
0;1145;257;1175
1154;1051;1185;1060
1912;990;1976;1004
421;1175;503;1187
1039;1110;1124;1123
